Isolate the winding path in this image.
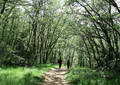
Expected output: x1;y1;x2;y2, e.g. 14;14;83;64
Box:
40;68;70;85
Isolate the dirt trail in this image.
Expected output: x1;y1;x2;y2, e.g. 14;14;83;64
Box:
40;68;70;85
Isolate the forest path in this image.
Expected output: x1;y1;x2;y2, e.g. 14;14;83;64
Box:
40;68;70;85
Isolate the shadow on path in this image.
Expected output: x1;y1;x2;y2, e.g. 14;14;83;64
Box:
40;68;70;85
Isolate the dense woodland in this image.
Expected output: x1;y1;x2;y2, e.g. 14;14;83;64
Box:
0;0;120;73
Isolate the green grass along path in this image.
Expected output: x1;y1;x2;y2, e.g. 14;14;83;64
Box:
0;64;70;85
0;64;58;85
1;65;119;85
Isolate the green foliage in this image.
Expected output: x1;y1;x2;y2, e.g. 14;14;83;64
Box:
0;64;57;85
67;67;120;85
0;0;120;74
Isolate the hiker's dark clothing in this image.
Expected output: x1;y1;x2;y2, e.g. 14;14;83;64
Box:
67;60;70;69
58;59;62;68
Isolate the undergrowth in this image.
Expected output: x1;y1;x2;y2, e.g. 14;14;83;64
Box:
0;64;57;85
67;67;120;85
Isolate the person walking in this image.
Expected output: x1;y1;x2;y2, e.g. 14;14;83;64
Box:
58;57;62;69
67;59;70;69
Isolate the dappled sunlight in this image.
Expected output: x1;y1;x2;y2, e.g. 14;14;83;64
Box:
67;67;120;85
0;0;120;85
0;64;57;85
40;68;70;85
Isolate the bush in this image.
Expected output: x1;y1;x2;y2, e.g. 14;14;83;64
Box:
67;67;120;85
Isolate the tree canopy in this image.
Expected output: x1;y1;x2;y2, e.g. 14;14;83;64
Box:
0;0;120;72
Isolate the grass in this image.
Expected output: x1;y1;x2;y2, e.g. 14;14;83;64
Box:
0;64;57;85
66;67;120;85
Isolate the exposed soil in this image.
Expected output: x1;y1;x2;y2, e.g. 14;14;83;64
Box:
40;68;70;85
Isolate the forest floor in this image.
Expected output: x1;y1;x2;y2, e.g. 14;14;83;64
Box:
0;64;57;85
40;68;70;85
